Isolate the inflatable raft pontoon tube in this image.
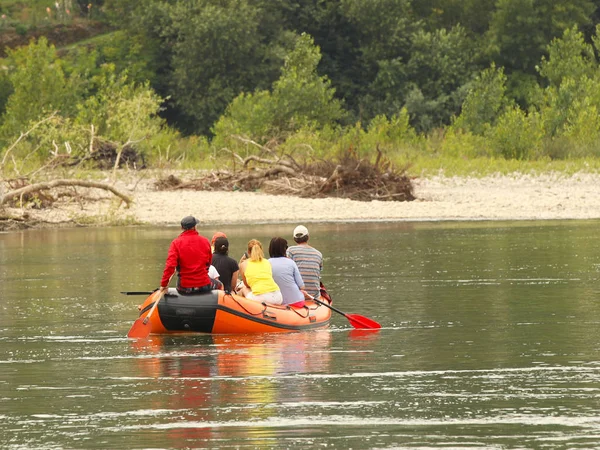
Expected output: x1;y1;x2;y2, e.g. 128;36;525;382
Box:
135;288;332;334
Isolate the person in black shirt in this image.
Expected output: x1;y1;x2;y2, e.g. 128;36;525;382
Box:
211;236;239;293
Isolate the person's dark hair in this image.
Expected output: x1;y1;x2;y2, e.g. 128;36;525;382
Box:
214;236;229;255
293;235;309;244
269;237;288;258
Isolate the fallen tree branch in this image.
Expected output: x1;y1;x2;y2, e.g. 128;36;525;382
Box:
243;154;278;167
239;164;299;182
1;179;133;207
242;154;301;171
219;148;245;164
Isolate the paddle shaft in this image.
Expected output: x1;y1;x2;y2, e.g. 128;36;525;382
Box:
121;291;155;295
141;273;176;324
307;294;381;329
311;296;351;318
126;273;174;338
142;291;162;325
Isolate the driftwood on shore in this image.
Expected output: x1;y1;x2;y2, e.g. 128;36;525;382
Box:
156;148;415;202
0;179;133;208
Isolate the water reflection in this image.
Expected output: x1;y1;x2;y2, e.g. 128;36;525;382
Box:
347;329;382;341
133;331;332;376
141;332;328;374
128;331;332;446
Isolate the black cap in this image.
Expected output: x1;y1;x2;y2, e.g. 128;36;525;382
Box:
181;216;198;230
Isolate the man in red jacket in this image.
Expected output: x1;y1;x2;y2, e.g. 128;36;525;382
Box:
160;216;214;295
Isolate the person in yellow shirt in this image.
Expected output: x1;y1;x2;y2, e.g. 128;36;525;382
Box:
239;239;283;305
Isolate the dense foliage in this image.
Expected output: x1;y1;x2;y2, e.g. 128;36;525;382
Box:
2;0;600;175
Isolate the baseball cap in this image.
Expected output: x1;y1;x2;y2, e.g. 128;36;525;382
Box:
211;231;227;245
293;225;309;238
181;216;198;230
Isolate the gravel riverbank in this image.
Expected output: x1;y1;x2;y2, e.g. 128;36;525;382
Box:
4;172;600;228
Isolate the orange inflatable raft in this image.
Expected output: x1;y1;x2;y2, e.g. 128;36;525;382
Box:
135;289;332;334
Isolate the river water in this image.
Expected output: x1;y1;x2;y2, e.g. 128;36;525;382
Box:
1;221;600;449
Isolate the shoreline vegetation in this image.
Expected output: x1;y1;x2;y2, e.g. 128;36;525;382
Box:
3;4;600;230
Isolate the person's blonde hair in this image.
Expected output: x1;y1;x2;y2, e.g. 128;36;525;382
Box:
247;239;264;261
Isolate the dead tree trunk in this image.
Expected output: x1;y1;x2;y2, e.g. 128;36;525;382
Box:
1;179;133;207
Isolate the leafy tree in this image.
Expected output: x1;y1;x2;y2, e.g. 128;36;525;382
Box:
96;0;600;149
6;64;170;176
483;0;594;110
558;94;600;156
534;26;600;148
341;0;418;119
93;31;158;87
0;38;87;142
363;26;479;132
265;1;364;121
270;34;345;128
213;33;344;143
75;65;167;173
486;0;594;74
121;0;287;136
341;0;417;64
473;26;600;160
452;64;509;135
406;26;478;131
537;26;596;87
0;37;171;173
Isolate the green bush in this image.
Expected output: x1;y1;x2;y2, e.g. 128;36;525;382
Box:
436;127;492;159
452;65;509;135
14;23;27;35
486;108;543;160
554;98;600;158
0;37;85;141
276;125;344;160
145;131;210;168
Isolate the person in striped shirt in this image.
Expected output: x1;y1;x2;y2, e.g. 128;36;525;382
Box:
286;225;323;299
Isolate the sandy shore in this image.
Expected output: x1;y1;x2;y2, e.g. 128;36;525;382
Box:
5;172;600;227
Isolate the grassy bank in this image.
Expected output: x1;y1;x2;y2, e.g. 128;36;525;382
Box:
122;153;600;181
399;156;600;178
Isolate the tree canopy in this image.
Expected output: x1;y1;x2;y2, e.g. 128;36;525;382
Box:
2;0;600;167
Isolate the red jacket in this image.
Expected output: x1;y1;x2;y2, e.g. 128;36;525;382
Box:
161;230;212;288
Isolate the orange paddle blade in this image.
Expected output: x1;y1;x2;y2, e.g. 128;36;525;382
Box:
127;317;151;339
126;290;163;339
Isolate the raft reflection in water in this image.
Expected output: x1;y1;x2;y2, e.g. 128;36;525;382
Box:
131;331;332;444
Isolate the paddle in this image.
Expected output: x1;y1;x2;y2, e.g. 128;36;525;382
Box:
126;289;165;339
121;291;155;295
307;294;381;329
